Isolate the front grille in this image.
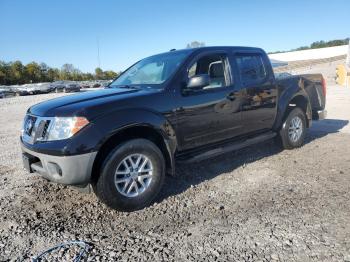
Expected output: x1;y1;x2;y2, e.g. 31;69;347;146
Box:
22;115;53;144
41;120;51;139
24;115;37;136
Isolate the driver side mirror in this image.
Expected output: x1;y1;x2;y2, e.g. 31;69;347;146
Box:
186;74;210;90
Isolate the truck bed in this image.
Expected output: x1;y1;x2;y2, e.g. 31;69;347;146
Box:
276;74;326;120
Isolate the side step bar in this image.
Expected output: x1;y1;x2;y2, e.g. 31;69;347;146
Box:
177;131;276;163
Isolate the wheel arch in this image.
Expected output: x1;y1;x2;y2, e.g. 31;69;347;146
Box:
91;124;175;184
274;91;312;130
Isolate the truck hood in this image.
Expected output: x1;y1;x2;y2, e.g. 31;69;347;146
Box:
28;87;158;118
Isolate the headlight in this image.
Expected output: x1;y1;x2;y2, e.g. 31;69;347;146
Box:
47;117;89;141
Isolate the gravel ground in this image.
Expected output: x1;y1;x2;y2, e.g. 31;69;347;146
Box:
0;86;350;261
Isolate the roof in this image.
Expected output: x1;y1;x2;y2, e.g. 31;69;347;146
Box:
153;46;265;58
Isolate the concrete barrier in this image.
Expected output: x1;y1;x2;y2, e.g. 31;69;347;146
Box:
269;45;348;62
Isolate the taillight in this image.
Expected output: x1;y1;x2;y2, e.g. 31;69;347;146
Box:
321;77;327;97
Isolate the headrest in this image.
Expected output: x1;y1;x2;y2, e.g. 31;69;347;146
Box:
209;62;224;78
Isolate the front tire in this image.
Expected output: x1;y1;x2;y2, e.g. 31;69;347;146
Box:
279;107;306;149
93;139;165;211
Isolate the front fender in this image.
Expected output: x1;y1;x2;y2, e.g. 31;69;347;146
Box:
94;108;175;144
92;108;177;175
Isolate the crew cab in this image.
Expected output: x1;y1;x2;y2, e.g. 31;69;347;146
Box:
21;46;326;211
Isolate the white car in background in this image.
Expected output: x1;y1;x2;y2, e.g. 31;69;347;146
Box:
35;83;54;94
15;84;38;96
0;86;15;98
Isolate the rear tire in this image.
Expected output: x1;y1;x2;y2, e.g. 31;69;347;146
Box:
93;139;165;211
278;107;306;149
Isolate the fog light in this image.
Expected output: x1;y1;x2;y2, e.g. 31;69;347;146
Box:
47;162;62;177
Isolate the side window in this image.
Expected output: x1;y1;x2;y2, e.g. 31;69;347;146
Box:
188;62;197;78
187;54;228;90
235;54;267;85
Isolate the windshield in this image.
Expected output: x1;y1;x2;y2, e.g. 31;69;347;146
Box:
110;50;191;87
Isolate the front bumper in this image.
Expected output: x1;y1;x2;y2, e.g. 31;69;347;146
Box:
21;144;97;186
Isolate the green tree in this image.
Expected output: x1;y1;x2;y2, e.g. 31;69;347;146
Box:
0;60;119;84
270;38;350;54
10;61;24;84
25;62;41;83
0;61;10;85
39;63;49;82
71;68;82;81
105;70;118;79
95;67;104;79
47;68;59;81
83;73;94;80
186;41;205;48
60;63;75;80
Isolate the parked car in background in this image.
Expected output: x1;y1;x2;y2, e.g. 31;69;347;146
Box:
15;84;39;96
50;81;81;93
3;86;16;97
77;80;113;89
0;88;5;98
0;86;14;98
36;83;54;94
92;82;101;88
80;82;91;89
92;80;112;88
10;83;53;96
101;80;112;88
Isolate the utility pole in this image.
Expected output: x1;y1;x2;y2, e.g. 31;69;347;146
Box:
97;37;101;69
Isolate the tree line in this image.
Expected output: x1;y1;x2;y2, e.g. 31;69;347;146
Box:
269;38;350;54
1;41;205;85
0;60;119;85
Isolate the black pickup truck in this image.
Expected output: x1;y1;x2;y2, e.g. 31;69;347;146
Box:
21;46;326;211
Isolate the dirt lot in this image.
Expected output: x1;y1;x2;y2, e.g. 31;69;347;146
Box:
0;86;350;261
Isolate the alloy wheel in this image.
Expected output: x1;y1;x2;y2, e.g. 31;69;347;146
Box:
288;116;303;143
114;154;153;197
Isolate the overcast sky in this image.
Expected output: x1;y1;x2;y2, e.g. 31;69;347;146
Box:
1;0;349;73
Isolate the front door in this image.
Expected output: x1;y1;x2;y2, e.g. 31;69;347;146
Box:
175;52;243;151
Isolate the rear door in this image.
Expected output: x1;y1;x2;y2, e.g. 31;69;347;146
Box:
232;52;277;133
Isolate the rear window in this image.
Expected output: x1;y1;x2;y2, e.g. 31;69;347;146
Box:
235;54;267;85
